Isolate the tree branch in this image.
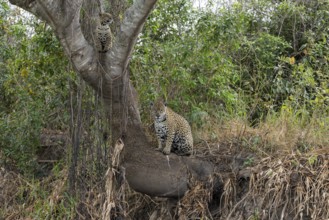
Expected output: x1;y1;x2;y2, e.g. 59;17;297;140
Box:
9;0;100;88
106;0;157;79
9;0;158;87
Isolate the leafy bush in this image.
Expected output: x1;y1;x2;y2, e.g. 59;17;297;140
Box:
131;0;329;126
131;0;244;124
0;4;75;175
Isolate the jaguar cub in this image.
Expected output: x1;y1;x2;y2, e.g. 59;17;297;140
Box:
151;100;193;156
95;13;113;53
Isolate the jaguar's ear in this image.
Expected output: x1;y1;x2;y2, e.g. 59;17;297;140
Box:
164;101;167;106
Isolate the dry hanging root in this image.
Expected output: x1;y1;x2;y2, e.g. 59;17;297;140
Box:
102;139;125;219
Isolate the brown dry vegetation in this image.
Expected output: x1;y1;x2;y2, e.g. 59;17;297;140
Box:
1;116;328;220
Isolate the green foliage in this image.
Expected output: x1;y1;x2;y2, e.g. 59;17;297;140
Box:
131;0;329;126
0;4;75;175
131;0;243;124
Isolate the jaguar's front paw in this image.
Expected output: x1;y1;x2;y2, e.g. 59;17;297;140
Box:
162;148;171;155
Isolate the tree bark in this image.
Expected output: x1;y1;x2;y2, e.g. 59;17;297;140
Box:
9;0;214;198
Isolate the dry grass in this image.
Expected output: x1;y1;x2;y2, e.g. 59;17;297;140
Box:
192;114;329;220
0;167;21;219
1;114;329;219
195;114;329;156
2;150;328;220
176;175;213;219
0;166;70;219
223;153;329;220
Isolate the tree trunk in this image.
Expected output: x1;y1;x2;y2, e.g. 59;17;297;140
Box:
9;0;214;198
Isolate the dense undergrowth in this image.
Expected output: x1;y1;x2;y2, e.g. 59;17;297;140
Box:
1;0;329;219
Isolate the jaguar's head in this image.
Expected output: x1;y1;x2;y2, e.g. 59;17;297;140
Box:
151;99;167;122
99;13;113;26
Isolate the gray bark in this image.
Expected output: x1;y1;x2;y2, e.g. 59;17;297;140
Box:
9;0;214;198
